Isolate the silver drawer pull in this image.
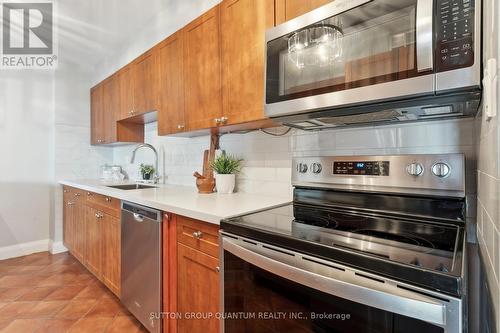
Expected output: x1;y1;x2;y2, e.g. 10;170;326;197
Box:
192;231;203;239
67;202;74;206
133;213;144;222
105;197;111;202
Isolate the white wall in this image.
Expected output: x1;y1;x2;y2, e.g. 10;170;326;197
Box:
0;70;54;249
476;0;500;330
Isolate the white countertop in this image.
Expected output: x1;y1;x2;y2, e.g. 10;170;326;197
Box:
58;179;292;224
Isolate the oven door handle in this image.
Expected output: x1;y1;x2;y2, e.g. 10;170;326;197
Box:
223;237;446;326
416;0;434;72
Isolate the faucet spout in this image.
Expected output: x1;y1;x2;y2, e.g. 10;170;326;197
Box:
130;143;160;184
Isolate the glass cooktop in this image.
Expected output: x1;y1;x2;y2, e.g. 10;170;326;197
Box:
223;203;462;275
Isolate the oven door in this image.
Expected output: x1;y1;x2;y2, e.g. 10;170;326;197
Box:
265;0;435;118
220;234;462;333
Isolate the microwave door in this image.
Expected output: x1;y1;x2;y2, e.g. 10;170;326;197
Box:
265;0;435;118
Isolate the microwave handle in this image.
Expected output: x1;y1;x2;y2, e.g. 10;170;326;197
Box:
223;237;446;326
416;0;434;72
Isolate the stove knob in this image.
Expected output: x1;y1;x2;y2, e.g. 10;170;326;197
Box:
406;162;424;176
297;163;308;173
432;162;450;178
311;163;322;174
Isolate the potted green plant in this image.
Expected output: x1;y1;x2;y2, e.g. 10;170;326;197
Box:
140;164;155;180
210;153;242;194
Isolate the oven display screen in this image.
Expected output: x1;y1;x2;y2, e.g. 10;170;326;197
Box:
334;161;390;176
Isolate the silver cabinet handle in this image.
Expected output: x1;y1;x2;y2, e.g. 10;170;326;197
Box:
192;231;203;239
95;212;103;219
215;266;220;272
74;193;81;197
220;116;228;124
67;202;74;206
214;118;221;124
177;124;185;130
223;237;447;326
105;197;111;202
416;0;434;72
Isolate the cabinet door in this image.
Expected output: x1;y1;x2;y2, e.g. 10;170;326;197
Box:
221;0;275;125
275;0;333;24
90;84;105;145
85;206;102;277
183;6;222;131
158;31;186;135
102;76;119;143
72;202;86;263
177;244;220;333
132;49;160;115
117;66;134;120
102;215;121;296
63;198;75;251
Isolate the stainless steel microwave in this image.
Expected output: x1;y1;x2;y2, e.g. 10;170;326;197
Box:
264;0;481;130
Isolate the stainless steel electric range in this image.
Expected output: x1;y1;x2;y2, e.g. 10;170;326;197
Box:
220;154;467;333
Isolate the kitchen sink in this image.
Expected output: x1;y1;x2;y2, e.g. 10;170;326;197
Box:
106;184;158;190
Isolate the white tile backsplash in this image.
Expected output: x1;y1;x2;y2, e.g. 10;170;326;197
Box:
112;118;475;201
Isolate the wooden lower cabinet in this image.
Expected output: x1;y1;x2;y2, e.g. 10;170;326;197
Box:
85;206;103;277
72;202;86;262
63;188;85;262
62;186;121;297
177;244;220;333
101;214;121;295
163;214;220;333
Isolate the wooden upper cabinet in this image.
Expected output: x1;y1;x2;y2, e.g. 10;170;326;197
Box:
102;75;119;143
158;31;186;135
132;48;160;116
220;0;275;125
275;0;334;24
183;6;223;131
117;66;134;120
90;84;105;145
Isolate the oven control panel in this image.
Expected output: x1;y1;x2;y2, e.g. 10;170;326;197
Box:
292;154;466;197
333;161;389;176
436;0;475;72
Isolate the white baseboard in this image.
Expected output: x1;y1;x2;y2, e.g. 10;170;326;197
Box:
49;240;68;255
0;239;51;261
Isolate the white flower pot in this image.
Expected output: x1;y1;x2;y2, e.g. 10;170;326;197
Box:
215;174;235;194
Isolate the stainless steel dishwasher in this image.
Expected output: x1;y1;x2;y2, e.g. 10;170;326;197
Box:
121;201;162;333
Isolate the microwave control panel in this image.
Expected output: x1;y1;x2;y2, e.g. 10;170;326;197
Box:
436;0;475;72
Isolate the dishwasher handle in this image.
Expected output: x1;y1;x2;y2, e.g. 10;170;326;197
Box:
122;201;162;222
133;213;145;222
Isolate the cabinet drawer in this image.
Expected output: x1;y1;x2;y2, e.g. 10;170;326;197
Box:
63;186;86;203
177;216;219;258
85;191;120;218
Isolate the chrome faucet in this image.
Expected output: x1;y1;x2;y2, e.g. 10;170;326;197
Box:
130;143;160;184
